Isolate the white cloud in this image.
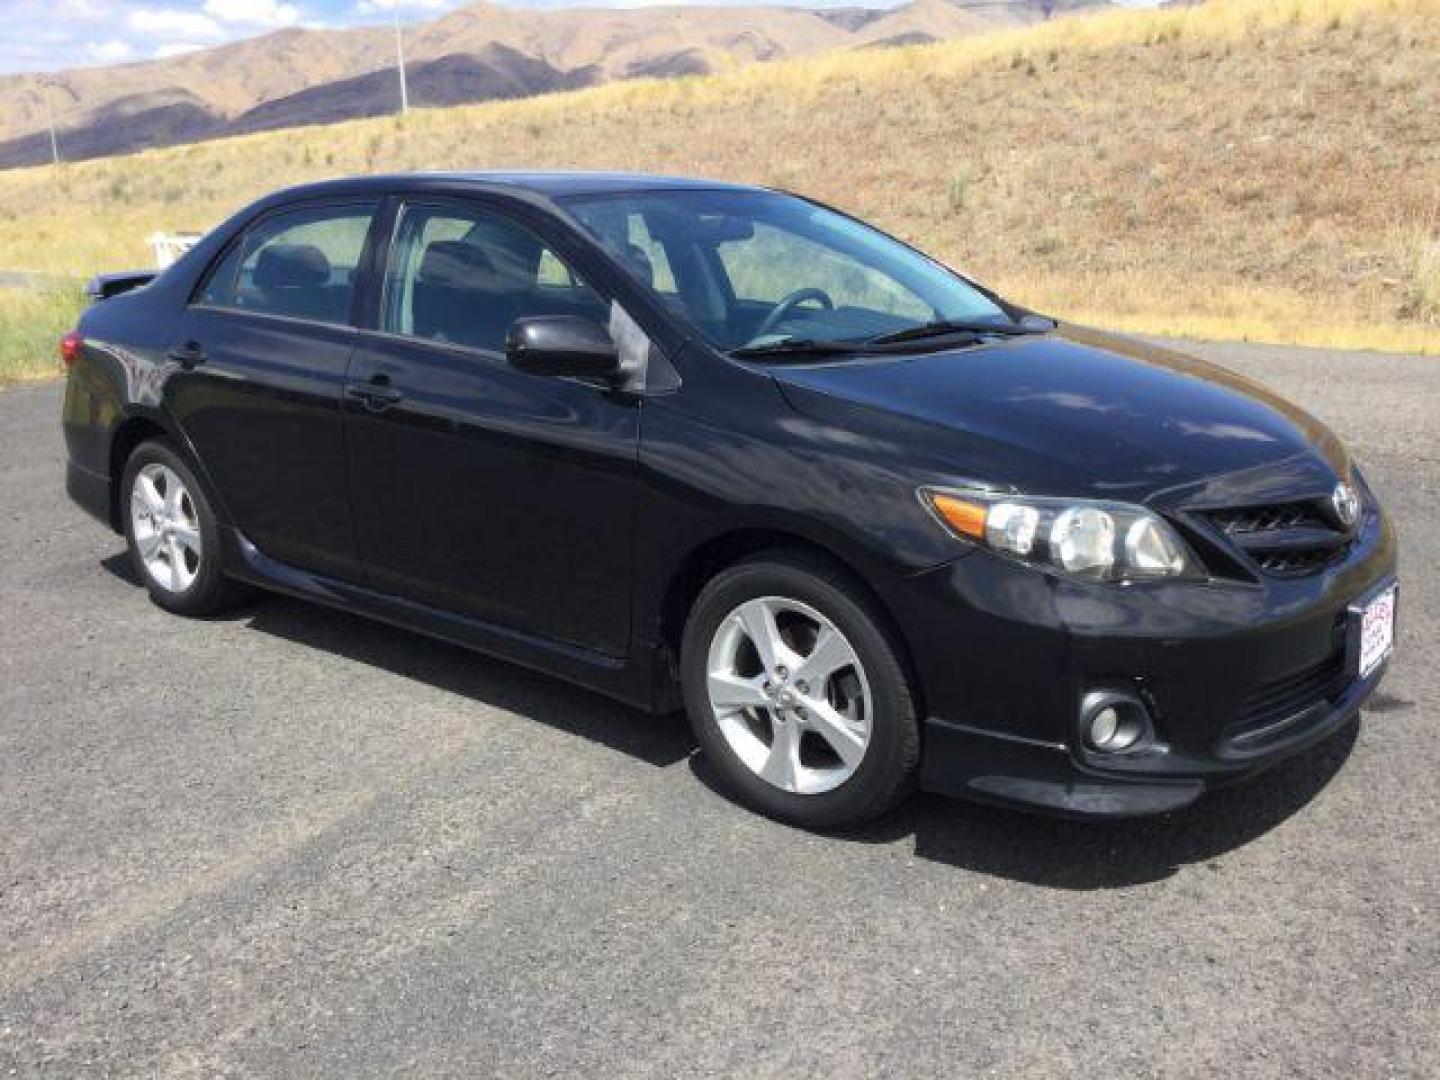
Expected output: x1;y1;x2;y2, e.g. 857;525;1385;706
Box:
54;0;107;18
155;42;208;58
86;39;136;61
128;8;225;40
203;0;301;28
355;0;454;14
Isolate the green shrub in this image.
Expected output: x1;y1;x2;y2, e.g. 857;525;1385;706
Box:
0;284;86;384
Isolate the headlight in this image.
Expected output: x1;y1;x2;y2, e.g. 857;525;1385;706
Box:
921;486;1203;582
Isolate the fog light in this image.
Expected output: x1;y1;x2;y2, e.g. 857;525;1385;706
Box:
1090;706;1120;747
1081;691;1151;753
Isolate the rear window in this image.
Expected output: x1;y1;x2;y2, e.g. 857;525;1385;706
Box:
198;203;376;325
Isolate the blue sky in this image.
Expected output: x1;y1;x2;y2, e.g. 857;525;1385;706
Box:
0;0;1162;76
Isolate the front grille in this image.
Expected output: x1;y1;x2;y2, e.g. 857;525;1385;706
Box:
1207;502;1331;536
1228;648;1349;746
1251;547;1347;576
1202;497;1353;578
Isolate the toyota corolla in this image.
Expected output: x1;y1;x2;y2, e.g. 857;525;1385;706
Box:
61;172;1398;827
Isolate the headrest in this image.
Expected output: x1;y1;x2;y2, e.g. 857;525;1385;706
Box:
253;243;330;289
460;220;543;287
417;240;496;287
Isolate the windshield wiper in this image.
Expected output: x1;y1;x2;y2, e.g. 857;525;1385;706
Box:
864;318;1048;347
730;338;866;359
732;315;1055;358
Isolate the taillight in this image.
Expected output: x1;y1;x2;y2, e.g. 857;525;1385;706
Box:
60;330;83;369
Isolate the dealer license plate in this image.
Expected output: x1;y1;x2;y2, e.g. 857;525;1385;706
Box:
1357;586;1396;680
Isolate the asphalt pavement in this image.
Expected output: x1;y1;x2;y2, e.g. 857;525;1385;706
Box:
1;341;1436;1077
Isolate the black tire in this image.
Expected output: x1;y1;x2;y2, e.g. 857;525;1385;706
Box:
681;549;920;829
121;439;248;616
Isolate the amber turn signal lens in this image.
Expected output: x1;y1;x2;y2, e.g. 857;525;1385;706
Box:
929;493;988;540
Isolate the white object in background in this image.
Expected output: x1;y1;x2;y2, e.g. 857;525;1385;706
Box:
147;232;203;269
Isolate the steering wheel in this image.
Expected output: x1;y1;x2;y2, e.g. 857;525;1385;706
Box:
751;288;835;341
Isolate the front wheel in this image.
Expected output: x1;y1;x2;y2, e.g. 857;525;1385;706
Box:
122;439;247;616
681;552;920;828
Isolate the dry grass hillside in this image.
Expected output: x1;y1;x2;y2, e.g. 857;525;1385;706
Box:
0;0;1111;165
0;0;1435;379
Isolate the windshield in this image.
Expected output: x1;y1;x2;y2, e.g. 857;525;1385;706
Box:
560;188;1015;353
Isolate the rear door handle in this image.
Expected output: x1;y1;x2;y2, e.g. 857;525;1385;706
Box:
167;341;207;369
344;380;404;411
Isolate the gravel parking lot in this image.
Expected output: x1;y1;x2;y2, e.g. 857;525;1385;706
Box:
2;341;1436;1077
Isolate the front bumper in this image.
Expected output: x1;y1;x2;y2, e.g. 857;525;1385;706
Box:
896;505;1397;818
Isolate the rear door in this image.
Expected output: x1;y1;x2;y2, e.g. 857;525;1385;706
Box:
168;200;380;581
342;196;641;656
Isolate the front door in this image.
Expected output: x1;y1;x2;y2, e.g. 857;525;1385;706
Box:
342;198;641;657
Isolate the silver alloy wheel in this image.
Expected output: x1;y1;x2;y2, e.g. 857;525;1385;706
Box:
130;463;202;594
706;596;873;795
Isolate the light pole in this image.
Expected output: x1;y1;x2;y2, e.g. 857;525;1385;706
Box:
393;8;409;116
39;81;61;167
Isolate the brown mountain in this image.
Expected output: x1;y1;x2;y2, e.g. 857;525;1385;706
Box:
0;0;1115;169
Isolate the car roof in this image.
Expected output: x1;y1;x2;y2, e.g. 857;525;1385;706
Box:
263;170;763;205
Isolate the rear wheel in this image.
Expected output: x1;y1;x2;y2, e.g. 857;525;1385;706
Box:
681;551;920;828
122;440;247;616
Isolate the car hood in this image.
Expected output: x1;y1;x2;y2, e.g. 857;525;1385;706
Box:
769;325;1349;503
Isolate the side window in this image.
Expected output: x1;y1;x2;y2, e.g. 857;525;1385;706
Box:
382;203;607;354
201;203;375;325
716;222;930;320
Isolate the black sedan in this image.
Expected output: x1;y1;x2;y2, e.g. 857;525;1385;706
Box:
61;172;1397;827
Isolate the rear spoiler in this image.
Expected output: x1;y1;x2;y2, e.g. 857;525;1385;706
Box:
84;269;158;302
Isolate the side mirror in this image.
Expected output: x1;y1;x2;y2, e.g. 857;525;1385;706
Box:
506;316;621;379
